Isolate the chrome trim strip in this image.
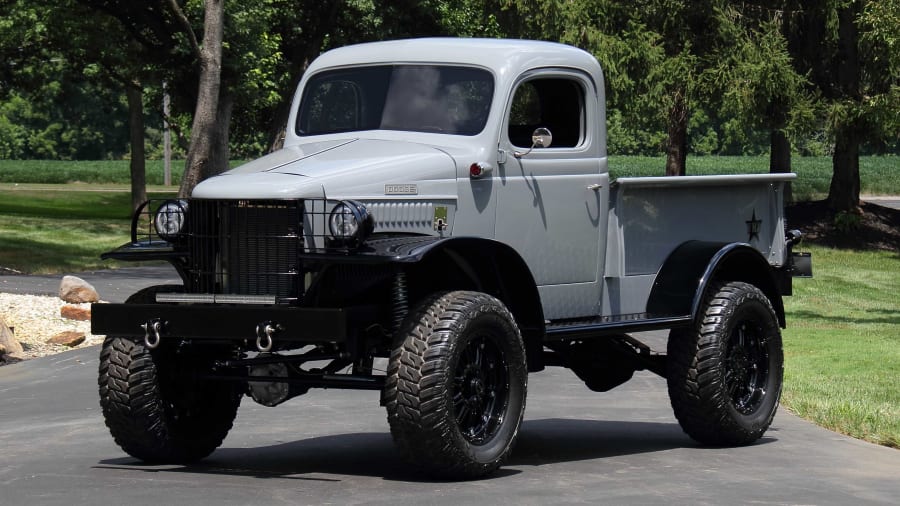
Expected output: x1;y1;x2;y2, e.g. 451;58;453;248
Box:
155;293;278;305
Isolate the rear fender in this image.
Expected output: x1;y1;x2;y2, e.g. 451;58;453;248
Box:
647;241;786;328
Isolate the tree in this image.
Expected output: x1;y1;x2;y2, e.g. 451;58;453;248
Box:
786;0;899;212
504;0;739;175
1;0;154;210
708;5;814;202
4;0;506;196
629;1;747;176
74;0;284;196
261;0;465;152
170;0;226;197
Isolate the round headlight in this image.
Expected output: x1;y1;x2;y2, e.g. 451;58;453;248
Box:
154;200;188;241
328;200;372;245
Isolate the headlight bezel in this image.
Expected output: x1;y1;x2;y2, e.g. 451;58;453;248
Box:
153;199;189;242
328;200;373;247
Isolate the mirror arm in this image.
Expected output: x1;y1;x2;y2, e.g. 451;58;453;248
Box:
513;146;535;159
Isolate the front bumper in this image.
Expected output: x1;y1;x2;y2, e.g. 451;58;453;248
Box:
91;303;376;343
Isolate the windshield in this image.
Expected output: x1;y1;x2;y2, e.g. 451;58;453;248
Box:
296;65;494;136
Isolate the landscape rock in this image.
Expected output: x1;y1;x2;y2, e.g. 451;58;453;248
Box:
0;316;24;356
46;331;86;347
60;305;91;321
0;343;6;356
59;276;100;303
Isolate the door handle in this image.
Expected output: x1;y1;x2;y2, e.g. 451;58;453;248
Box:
586;183;603;191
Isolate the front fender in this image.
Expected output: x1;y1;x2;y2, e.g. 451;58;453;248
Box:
320;234;546;371
647;241;786;328
339;235;544;325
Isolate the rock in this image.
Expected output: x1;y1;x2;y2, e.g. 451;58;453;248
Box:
59;276;100;303
60;305;92;321
0;316;24;356
46;331;85;347
0;343;6;356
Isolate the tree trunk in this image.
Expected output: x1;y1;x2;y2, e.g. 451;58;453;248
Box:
665;88;687;176
126;82;147;213
266;74;301;152
828;131;861;211
827;1;862;213
770;129;793;204
210;91;233;173
178;0;226;198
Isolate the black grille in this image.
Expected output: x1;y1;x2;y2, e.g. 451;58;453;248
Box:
186;200;303;300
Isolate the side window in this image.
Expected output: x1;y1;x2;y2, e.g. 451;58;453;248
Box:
507;78;584;148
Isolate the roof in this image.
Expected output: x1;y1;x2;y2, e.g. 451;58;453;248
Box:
306;38;603;83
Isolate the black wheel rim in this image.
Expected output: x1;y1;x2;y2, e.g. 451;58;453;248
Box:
452;334;510;445
725;320;770;415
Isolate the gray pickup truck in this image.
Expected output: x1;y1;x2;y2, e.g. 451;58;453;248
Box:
92;38;811;478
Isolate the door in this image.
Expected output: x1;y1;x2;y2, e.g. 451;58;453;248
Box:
494;71;608;319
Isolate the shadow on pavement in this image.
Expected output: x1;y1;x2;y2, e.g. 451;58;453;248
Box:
93;418;771;482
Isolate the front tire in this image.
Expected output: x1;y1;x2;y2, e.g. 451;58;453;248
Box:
98;285;243;463
667;281;783;445
384;291;527;478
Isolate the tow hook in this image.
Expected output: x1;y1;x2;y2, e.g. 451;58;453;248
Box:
141;319;165;349
255;321;283;352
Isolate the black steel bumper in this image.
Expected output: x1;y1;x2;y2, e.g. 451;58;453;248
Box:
91;303;376;342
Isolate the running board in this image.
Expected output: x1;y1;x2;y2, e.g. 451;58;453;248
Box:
545;314;692;341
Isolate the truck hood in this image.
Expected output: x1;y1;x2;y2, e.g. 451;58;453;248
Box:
192;139;456;199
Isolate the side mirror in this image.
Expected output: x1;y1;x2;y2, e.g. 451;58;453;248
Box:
514;127;553;158
532;127;553;148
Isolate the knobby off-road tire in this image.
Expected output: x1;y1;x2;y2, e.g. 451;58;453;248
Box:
384;291;527;479
98;285;243;463
667;281;784;445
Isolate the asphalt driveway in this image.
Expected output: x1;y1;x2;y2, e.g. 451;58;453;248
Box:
1;344;898;505
1;265;898;504
0;264;180;303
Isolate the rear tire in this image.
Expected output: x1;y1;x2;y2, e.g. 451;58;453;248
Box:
667;281;783;445
384;291;527;478
98;285;242;463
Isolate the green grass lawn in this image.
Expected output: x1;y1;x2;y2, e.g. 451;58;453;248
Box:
1;155;898;198
0;215;131;274
0;189;169;274
609;155;900;200
782;245;900;448
0;159;185;186
0;159;241;186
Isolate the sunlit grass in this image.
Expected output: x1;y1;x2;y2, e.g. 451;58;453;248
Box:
0;189;169;274
0;215;131;274
0;159;185;185
0;159;242;185
782;245;900;448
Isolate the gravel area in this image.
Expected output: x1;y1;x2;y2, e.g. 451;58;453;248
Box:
0;293;104;363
